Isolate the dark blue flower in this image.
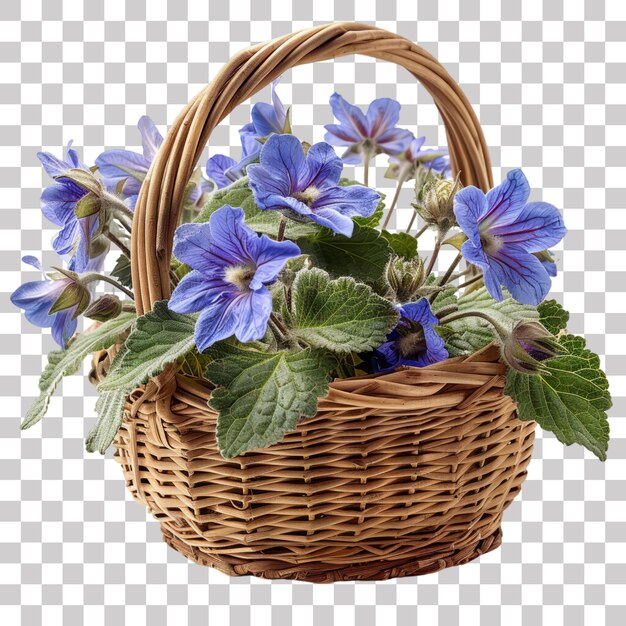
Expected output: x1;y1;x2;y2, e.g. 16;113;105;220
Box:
324;93;413;164
11;256;89;348
38;142;104;273
372;299;448;372
454;169;567;305
168;205;300;351
205;79;289;190
248;134;380;237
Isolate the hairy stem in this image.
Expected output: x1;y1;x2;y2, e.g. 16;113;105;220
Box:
413;222;429;239
456;273;484;291
424;236;442;277
382;172;408;230
106;230;131;258
82;273;135;300
437;251;463;286
363;150;372;187
277;218;288;242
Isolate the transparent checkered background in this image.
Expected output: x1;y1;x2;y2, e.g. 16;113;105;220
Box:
1;1;625;625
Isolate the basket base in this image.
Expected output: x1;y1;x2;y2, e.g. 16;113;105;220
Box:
160;524;503;583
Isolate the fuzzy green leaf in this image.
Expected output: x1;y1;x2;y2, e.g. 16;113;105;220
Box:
537;299;570;335
290;268;399;353
206;344;334;458
99;301;196;392
195;176;318;239
85;389;126;454
442;287;540;356
297;223;392;284
22;313;136;430
381;230;418;260
505;335;611;460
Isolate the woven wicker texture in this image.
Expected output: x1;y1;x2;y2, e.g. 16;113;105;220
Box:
96;22;536;581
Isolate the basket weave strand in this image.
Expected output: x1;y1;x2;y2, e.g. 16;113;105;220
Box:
97;22;536;582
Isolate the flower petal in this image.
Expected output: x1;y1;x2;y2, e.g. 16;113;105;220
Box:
257;134;307;193
232;288;273;343
323;124;363;146
454;186;487;248
481;168;531;230
307;207;355;237
311;185;380;219
365;97;402;137
328;92;369;139
52;219;80;256
490;201;567;252
37;150;71;178
193;294;240;352
374;126;414;156
51;308;77;348
249;236;300;289
205;205;259;267
137;115;163;161
168;270;230;314
205;154;239;188
301;141;343;189
95;149;151;185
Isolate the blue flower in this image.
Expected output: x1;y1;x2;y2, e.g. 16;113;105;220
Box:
388;135;451;180
11;256;89;348
96;116;205;208
372;299;448;372
38;142;104;273
248;134;380;237
324;93;413;164
454;169;567;305
168;205;300;352
205;79;289;190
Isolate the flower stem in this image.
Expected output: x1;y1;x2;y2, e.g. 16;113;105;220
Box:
382;172;408;230
82;273;135;300
277;218;288;242
424;235;442;277
456;273;483;291
437;251;463;286
413;222;429;239
269;312;289;339
363;151;372;187
106;230;131;258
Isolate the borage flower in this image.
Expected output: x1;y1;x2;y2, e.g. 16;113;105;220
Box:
38;143;107;273
206;79;289;189
372;299;448;373
168;205;300;351
501;321;562;374
10;256;90;348
96;116;205;208
388;135;451;179
324;93;413;164
248;134;380;237
454;169;567;306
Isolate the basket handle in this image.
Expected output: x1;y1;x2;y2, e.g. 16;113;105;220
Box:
130;21;493;314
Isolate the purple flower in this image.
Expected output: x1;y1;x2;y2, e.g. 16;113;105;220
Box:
205;79;289;190
248;134;380;237
38;142;103;273
387;135;451;181
324;93;413;164
372;299;448;372
96;116;205;208
168;205;300;351
11;257;89;348
454;169;567;306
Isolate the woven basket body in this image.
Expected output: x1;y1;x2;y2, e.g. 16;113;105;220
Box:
96;22;536;582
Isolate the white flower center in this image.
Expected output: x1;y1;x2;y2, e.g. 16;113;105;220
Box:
223;264;256;292
481;233;504;256
292;186;321;206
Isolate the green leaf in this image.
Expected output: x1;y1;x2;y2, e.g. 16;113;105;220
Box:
22;313;136;430
99;301;196;392
205;344;334;458
297;223;392;284
505;334;611;460
443;287;539;356
381;230;418;260
111;255;133;289
85;389;126;454
290;268;399;353
537;299;569;335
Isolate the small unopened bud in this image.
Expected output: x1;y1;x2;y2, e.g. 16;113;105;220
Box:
84;294;123;322
385;255;426;302
413;174;462;234
502;321;562;374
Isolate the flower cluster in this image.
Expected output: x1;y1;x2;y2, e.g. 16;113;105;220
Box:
17;77;603;464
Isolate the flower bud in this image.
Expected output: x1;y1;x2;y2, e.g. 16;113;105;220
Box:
84;294;123;322
501;321;562;374
384;255;426;302
413;174;462;234
48;270;91;319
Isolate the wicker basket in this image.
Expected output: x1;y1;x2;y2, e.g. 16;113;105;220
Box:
92;22;536;583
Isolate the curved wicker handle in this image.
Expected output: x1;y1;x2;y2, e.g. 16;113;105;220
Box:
130;21;493;314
